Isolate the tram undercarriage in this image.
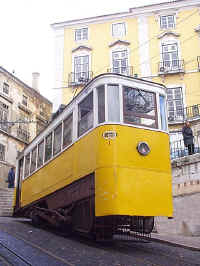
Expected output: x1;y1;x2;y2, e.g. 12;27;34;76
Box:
16;173;154;241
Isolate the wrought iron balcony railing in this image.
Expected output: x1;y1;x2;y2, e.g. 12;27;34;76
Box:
107;66;133;76
68;71;93;87
158;60;184;74
17;127;30;143
168;104;200;123
170;134;200;160
0;121;11;134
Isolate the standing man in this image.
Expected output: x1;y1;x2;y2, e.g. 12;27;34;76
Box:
7;167;15;188
182;121;194;155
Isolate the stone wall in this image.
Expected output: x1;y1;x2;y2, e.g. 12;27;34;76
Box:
156;154;200;236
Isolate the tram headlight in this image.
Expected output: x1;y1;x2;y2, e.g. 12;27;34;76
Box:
137;142;150;156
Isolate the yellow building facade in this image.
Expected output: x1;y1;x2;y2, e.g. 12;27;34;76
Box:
51;0;200;143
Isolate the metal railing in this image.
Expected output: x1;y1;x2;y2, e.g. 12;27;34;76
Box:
0;122;11;134
170;134;200;159
168;104;200;123
68;71;93;87
17;127;30;143
158;60;184;74
107;66;133;76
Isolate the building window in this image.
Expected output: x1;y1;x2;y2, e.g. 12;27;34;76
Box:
123;86;157;128
78;92;93;137
161;43;180;71
112;23;126;37
22;95;28;107
112;50;129;75
167;87;184;122
3;83;9;95
30;147;37;174
74;55;89;83
0;101;9;132
36;120;46;135
37;140;44;168
53;123;62;155
160;15;175;29
45;132;52;162
18;112;30;142
75;28;88;41
0;144;5;161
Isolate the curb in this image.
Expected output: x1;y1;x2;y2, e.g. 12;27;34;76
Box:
150;235;200;252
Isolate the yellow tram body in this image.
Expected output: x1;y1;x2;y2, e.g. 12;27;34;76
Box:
19;124;172;217
14;73;173;239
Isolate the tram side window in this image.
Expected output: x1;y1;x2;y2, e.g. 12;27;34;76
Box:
53;123;62;155
123;86;158;128
37;140;44;168
97;85;105;123
30;147;37;174
24;153;30;178
107;84;120;122
159;95;167;131
63;114;73;148
19;158;24;181
45;133;52;162
78;92;93;137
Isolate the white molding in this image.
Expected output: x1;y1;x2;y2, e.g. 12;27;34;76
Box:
51;0;200;29
53;28;64;112
138;16;151;77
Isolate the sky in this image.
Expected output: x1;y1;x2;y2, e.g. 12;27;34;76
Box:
0;0;170;110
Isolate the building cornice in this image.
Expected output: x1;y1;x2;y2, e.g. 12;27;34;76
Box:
51;0;200;29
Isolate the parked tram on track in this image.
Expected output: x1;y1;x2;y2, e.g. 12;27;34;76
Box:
14;73;173;240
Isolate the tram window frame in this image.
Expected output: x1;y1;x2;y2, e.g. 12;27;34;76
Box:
45;132;52;162
37;140;44;168
97;85;105;124
53;123;62;155
123;86;158;129
78;91;93;137
63;113;73;149
24;153;30;178
107;84;120;122
30;147;37;174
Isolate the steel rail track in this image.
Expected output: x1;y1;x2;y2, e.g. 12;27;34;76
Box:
0;241;32;265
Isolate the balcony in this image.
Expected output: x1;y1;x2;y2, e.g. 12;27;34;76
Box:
168;104;200;123
68;71;93;87
158;60;184;75
17;127;30;143
107;66;133;77
0;122;11;134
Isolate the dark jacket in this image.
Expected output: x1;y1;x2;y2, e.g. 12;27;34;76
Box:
182;126;194;146
8;169;15;187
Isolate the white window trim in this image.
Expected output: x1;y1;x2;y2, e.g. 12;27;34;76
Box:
166;84;186;121
74;27;89;42
160;14;176;30
160;37;182;68
109;45;130;73
72;50;91;75
111;22;127;38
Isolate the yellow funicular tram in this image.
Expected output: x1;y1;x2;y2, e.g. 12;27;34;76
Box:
14;73;173;240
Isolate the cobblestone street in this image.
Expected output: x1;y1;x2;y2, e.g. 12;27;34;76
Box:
0;218;200;266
